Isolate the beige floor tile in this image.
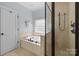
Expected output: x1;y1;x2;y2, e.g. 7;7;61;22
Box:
3;48;36;56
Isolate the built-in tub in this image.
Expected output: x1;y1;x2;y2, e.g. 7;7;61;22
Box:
24;36;41;46
20;35;45;56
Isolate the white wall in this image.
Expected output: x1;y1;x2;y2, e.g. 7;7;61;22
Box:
32;7;45;32
19;11;33;35
0;2;33;39
32;7;45;20
31;6;50;34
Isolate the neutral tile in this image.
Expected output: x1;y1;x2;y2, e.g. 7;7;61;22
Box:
3;48;36;56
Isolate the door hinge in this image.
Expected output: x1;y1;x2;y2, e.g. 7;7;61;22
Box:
17;16;19;19
17;28;19;31
17;41;19;43
9;11;12;13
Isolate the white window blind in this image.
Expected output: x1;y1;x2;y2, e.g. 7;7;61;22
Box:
35;19;45;34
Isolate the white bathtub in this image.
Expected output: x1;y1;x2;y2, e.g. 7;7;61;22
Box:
24;36;41;46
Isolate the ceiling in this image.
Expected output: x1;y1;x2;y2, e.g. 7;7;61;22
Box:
18;2;44;11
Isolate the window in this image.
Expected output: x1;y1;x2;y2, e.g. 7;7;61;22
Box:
35;19;45;35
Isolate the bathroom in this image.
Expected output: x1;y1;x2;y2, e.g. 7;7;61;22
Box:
0;2;78;56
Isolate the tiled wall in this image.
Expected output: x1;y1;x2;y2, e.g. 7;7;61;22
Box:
55;2;75;56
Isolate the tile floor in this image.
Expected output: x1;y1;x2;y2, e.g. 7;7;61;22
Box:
3;48;36;56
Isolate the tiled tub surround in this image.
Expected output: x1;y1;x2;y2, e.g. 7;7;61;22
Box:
20;33;45;56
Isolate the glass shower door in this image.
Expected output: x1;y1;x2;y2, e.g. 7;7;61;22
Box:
45;2;52;56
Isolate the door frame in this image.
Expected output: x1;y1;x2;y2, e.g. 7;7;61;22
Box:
51;2;55;56
75;2;79;56
45;2;55;56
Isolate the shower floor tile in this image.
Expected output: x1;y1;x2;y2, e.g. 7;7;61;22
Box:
3;48;36;56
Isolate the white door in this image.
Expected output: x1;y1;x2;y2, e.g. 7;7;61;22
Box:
0;7;17;55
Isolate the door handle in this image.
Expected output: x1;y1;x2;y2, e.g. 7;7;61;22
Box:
1;33;4;35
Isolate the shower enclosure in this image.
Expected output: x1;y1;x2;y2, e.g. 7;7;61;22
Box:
46;2;76;56
55;2;75;56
